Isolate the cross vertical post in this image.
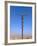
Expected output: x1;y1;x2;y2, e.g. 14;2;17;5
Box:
22;16;24;39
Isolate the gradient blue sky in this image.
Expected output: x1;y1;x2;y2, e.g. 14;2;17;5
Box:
10;6;32;35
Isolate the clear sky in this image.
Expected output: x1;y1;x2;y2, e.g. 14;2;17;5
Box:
10;6;32;36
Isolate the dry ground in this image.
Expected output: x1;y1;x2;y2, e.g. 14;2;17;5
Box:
10;32;32;40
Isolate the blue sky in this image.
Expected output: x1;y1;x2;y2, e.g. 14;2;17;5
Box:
10;6;32;36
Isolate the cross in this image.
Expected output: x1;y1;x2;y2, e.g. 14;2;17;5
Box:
21;14;28;39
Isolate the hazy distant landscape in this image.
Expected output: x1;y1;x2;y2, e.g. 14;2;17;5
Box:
10;32;32;40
